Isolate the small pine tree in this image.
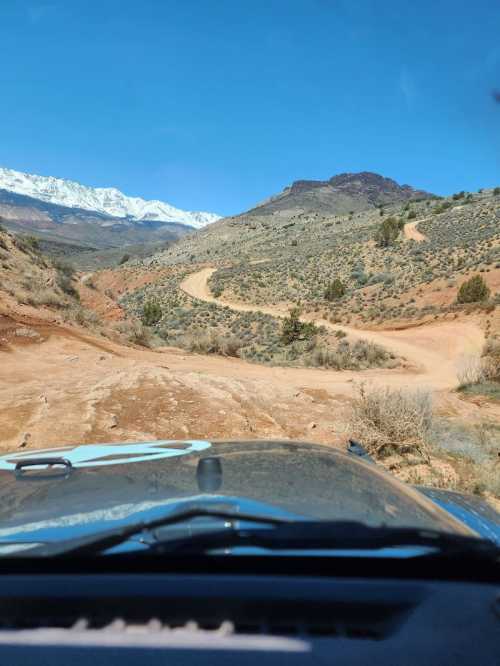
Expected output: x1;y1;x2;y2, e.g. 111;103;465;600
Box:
281;307;317;344
456;275;490;304
375;217;403;247
324;279;345;301
142;299;162;326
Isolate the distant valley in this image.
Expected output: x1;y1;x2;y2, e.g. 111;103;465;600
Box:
0;166;221;268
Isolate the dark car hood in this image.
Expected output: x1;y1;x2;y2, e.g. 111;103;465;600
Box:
0;439;487;548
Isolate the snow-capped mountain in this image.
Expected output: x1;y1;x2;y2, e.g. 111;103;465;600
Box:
0;167;220;229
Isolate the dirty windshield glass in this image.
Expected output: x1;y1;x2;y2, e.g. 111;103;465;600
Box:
0;1;499;553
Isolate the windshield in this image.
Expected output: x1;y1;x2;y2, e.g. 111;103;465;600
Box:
0;1;499;556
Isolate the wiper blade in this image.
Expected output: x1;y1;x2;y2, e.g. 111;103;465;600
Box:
20;509;500;561
23;508;291;557
150;522;500;559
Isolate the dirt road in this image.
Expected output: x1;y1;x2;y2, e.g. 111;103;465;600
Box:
0;264;486;454
404;220;427;242
181;267;484;392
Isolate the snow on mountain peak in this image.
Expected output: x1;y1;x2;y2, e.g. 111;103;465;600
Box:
0;166;221;229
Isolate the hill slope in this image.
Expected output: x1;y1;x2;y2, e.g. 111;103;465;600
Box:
0;188;192;249
246;171;433;217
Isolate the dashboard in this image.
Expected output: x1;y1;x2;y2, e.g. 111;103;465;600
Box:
0;555;498;665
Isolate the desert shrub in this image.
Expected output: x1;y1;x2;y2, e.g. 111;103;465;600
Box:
481;339;500;382
457;355;485;388
22;235;41;253
407;210;416;219
53;260;75;278
368;272;393;285
281;307;317;344
350;339;391;366
324;278;345;301
14;234;41;254
31;288;64;308
308;339;393;370
71;306;100;327
308;347;344;369
375;217;404;247
349;384;433;458
351;269;368;285
494;187;500;196
119;254;131;265
456;274;490;304
180;331;243;357
142;299;162;326
433;201;452;214
57;274;80;300
117;320;152;347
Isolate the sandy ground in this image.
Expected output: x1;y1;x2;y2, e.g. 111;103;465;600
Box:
0;265;490;460
180;268;484;392
404;220;427;242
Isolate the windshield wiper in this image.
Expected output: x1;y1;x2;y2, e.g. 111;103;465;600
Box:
22;508;499;560
22;507;292;557
147;522;500;559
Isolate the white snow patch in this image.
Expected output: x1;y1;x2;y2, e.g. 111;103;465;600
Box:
0;166;221;229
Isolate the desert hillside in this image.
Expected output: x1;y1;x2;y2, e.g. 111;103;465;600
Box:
1;174;499;508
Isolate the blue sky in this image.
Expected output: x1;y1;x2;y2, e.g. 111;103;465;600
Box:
0;0;499;216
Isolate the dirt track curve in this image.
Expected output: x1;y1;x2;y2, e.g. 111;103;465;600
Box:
404;220;427;242
0;263;486;453
181;267;484;392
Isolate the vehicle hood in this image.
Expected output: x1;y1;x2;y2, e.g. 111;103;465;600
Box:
0;439;490;548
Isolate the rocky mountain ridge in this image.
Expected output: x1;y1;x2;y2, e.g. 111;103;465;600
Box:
0;166;220;229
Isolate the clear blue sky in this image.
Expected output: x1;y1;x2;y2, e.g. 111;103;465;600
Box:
0;1;499;216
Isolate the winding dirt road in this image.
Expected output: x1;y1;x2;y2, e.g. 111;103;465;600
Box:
404;220;427;242
181;267;484;391
0;263;486;454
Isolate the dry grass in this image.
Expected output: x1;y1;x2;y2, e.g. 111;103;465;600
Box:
456;354;485;388
349;383;433;459
177;332;244;357
115;319;153;347
456;341;500;394
307;339;396;370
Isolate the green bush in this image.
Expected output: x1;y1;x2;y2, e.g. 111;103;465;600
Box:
456;275;490;304
494;187;500;196
407;210;416;219
324;278;345;301
142;299;163;326
57;274;80;300
53;260;75;279
375;217;404;247
281;307;317;345
433;201;452;214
